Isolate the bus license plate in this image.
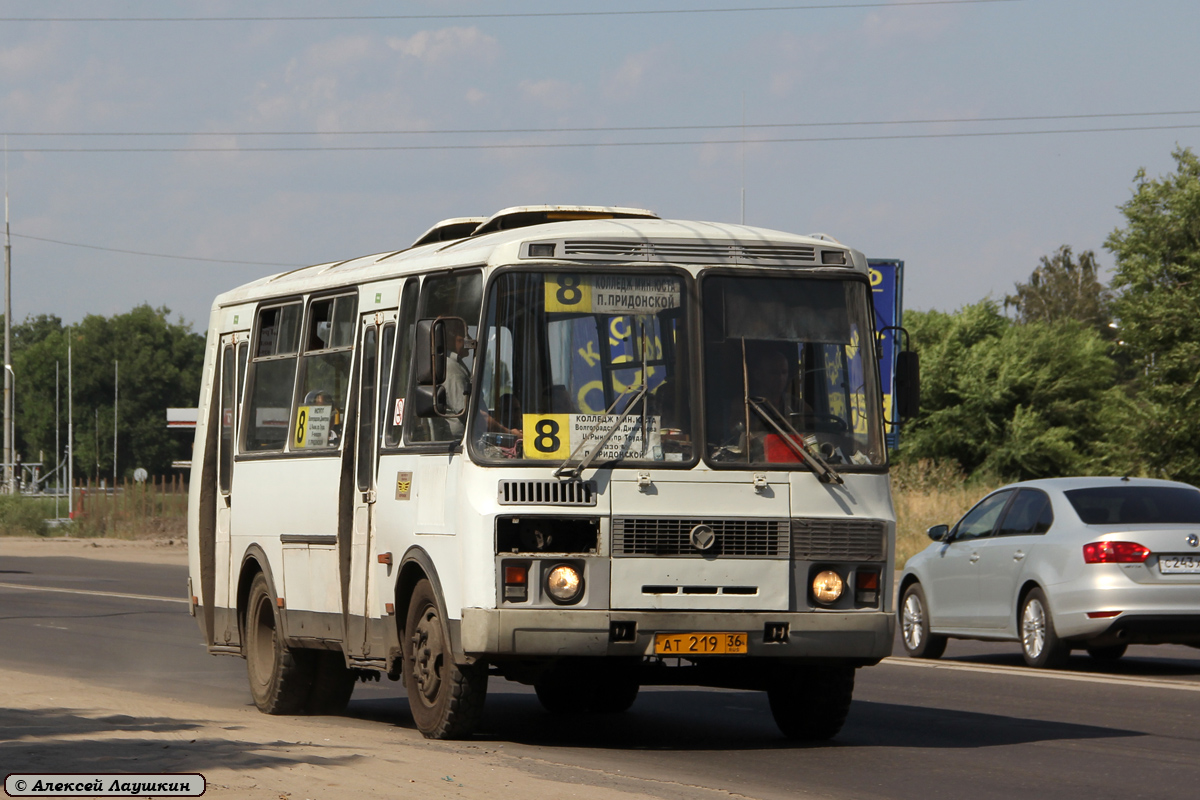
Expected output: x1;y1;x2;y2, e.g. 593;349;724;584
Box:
1159;554;1200;574
654;632;748;655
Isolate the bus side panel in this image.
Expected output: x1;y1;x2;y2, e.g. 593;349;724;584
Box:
233;457;346;640
188;313;223;647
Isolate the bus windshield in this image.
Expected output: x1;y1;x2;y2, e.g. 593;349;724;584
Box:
471;270;693;465
702;274;885;468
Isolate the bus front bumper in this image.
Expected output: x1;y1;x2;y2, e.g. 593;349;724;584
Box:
459;608;893;661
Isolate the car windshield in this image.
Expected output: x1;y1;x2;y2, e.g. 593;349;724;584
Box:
471;270;692;465
1065;486;1200;525
702;274;884;468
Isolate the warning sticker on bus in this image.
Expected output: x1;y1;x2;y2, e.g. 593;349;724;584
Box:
523;413;662;461
544;274;681;314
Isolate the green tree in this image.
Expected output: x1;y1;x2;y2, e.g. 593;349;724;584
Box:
901;300;1116;480
1005;245;1114;332
1106;146;1200;482
4;305;205;483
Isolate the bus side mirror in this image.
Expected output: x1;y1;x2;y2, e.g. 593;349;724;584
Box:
414;317;470;418
896;350;920;419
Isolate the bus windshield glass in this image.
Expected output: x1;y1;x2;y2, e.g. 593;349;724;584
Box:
703;274;884;468
471;271;692;465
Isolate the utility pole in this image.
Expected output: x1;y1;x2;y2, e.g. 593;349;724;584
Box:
4;136;12;494
67;332;73;516
56;361;59;519
113;360;118;486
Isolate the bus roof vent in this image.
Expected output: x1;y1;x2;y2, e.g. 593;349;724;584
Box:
411;217;487;248
471;205;659;237
560;239;817;265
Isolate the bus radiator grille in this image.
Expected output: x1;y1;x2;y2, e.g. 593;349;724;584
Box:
612;517;790;558
791;518;887;562
497;479;597;506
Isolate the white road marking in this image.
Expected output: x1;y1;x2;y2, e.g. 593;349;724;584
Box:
0;581;189;605
880;655;1200;692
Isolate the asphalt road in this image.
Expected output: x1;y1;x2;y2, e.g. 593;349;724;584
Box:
2;554;1199;800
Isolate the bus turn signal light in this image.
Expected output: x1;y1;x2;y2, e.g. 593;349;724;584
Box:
503;564;528;602
1083;541;1150;563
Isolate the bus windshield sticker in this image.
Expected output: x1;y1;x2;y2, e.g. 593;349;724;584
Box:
544;274;680;314
524;413;662;461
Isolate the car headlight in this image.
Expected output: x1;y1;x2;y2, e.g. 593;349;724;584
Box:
812;570;844;605
545;564;584;604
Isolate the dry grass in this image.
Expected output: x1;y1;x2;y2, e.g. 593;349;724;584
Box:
891;460;1003;566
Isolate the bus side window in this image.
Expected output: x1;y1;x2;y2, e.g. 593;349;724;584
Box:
245;302;302;452
383;278;420;448
377;323;396;456
292;294;358;451
407;270;483;444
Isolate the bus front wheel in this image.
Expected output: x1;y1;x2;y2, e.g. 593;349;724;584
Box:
766;665;855;740
244;572;316;714
403;578;487;739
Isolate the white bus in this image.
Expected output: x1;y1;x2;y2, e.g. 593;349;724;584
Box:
187;205;918;740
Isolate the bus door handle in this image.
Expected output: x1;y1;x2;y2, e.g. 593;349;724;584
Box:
362;489;376;505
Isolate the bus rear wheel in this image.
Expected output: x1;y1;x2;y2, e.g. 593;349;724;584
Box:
244;572;316;714
766;665;856;741
404;579;487;739
305;651;357;714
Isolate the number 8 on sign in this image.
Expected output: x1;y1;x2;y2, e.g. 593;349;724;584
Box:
522;414;569;459
545;274;592;312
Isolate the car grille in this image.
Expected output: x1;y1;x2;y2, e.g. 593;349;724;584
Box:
791;518;887;562
612;517;790;558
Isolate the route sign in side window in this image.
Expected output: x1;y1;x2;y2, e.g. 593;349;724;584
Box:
952;491;1013;541
292;294;358;451
245;302;302;452
997;489;1054;536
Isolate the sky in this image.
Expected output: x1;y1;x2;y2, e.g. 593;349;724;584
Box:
2;0;1198;331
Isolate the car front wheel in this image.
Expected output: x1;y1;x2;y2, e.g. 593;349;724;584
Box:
900;583;947;659
1020;588;1069;669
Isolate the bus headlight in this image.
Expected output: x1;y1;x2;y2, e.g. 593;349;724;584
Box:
545;564;584;604
812;570;844;605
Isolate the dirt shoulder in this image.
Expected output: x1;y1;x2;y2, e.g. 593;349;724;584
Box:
0;536;188;566
1;666;720;800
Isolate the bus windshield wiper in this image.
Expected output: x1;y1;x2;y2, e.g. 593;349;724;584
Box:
745;396;843;485
553;382;650;480
555;320;652;480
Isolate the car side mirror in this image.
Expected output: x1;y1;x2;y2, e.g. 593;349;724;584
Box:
414;316;472;418
896;350;920;419
927;524;949;542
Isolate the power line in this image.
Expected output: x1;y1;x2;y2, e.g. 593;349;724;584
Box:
7;232;300;267
5;123;1199;153
5;109;1199;139
0;1;1022;23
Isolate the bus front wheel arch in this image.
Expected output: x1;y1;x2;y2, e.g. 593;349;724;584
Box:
402;577;487;739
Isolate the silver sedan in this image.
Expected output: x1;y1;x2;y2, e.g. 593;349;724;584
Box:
898;477;1200;667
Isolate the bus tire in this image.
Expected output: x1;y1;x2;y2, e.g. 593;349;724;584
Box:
766;665;855;741
305;651;356;715
244;572;316;714
404;578;487;739
590;676;639;714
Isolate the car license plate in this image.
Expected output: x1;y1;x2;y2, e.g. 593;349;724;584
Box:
1159;554;1200;574
654;632;748;655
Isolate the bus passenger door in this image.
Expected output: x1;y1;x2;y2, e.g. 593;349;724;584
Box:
346;313;394;659
214;334;243;635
